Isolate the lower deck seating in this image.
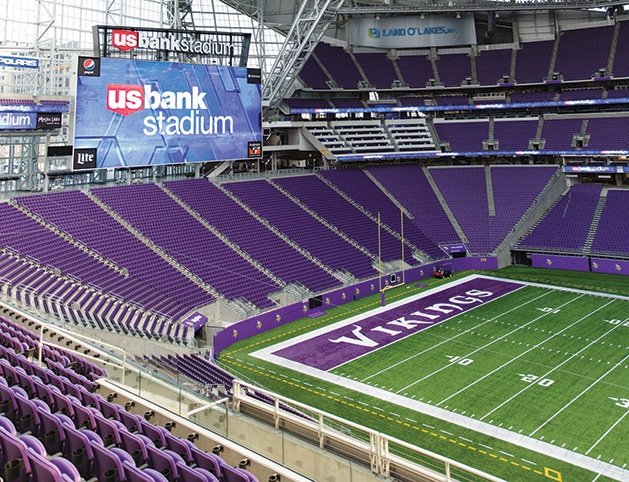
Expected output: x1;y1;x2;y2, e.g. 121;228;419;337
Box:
0;317;258;482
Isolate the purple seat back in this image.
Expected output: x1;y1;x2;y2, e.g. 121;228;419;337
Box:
59;424;94;478
50;457;82;482
26;450;63;482
176;462;213;482
0;429;32;481
118;430;148;466
49;456;82;482
190;449;222;478
221;464;253;482
39;410;66;455
138;419;166;448
123;461;157;482
146;444;178;481
0;416;16;435
164;432;193;464
91;442;125;482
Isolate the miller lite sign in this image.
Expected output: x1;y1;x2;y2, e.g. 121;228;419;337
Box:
73;148;97;170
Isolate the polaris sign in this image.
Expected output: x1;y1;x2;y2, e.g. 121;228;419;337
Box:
0;56;39;69
350;14;476;48
74;57;262;170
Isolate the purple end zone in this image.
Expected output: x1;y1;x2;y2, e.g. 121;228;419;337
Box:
273;278;522;371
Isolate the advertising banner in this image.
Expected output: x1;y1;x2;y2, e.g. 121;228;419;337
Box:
441;244;467;254
349;14;476;49
590;258;629;276
0;55;39;69
531;254;590;272
73;57;262;170
564;165;620;173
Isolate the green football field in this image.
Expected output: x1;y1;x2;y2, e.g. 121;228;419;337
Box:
220;268;629;482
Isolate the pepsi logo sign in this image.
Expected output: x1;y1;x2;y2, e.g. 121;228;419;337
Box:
77;56;100;77
83;58;95;71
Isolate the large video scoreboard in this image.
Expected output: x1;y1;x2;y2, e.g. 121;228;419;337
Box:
73;57;262;170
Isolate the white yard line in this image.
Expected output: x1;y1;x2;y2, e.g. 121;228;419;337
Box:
481;312;625;421
586;410;629;456
362;289;551;383
530;350;629;436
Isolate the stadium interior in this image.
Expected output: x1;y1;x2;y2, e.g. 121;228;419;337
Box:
2;0;629;481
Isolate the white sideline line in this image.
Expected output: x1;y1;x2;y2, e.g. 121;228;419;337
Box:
586;409;629;456
435;293;591;406
480;307;623;421
361;288;551;384
530;349;629;436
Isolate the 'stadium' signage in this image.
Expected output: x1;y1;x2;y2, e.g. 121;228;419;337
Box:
110;29;234;56
74;57;262;169
94;26;251;68
0;112;37;130
103;84;231;136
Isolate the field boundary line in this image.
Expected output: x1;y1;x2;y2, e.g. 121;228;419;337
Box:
486;275;629;302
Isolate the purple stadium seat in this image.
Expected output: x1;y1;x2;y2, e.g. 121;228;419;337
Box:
0;428;32;481
189;447;222;478
90;411;122;447
0;384;19;421
0;416;16;435
58;423;95;478
13;393;41;435
91;441;126;482
142;468;170;482
19;434;46;456
117;429;149;466
49;456;82;482
39;409;67;455
121;461;157;482
145;444;179;481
